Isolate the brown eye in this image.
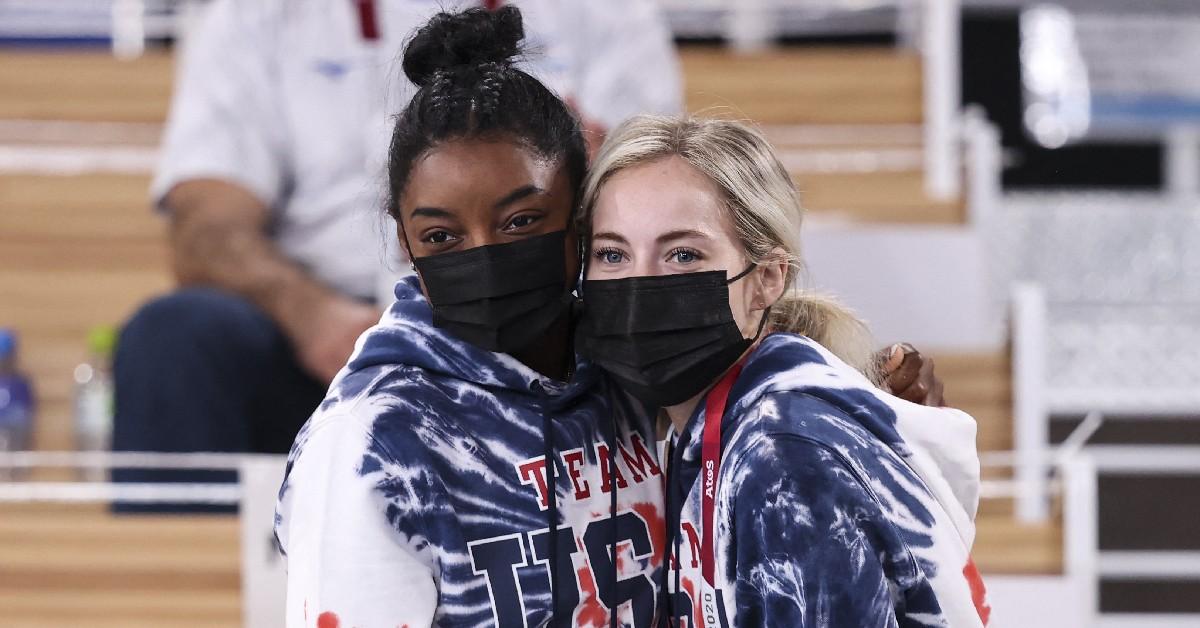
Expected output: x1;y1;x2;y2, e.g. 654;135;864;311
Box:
504;213;540;231
425;230;453;244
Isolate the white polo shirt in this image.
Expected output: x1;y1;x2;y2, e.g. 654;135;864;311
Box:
153;0;682;301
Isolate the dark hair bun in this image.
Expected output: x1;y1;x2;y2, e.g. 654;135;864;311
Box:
402;5;525;87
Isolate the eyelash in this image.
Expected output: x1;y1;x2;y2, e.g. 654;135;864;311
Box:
422;230;458;245
593;247;625;263
416;212;541;246
505;213;541;231
667;247;703;263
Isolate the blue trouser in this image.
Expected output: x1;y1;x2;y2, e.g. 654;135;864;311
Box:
112;288;327;512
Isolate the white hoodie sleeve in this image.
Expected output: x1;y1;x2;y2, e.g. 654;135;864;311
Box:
276;417;438;628
890;400;981;545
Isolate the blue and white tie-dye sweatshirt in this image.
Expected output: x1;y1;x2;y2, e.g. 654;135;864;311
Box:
275;276;665;628
661;333;988;628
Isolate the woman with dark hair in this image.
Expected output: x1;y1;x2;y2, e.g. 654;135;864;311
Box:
275;7;663;627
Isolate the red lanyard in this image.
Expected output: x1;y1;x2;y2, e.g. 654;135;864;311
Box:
699;363;743;591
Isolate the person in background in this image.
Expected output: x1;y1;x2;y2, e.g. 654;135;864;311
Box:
112;0;683;481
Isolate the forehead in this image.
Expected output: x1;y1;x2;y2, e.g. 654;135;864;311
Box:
405;139;561;205
592;155;730;234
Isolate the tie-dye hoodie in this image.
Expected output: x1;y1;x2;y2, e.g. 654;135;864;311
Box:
275;276;665;628
661;332;988;628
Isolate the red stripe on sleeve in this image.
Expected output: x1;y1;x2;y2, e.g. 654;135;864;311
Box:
963;557;992;625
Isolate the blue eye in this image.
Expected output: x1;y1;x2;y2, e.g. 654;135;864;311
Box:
594;247;625;264
668;248;702;264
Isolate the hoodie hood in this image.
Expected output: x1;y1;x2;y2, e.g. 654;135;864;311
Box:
678;332;980;545
329;275;597;405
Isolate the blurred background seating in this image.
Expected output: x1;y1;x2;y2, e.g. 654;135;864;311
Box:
2;0;1198;626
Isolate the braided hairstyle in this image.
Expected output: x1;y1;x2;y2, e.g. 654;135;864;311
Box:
386;5;587;221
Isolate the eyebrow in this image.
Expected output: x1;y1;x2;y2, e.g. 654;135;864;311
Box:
409;206;455;220
591;229;713;245
655;229;712;244
591;231;627;244
407;184;544;220
493;184;544;209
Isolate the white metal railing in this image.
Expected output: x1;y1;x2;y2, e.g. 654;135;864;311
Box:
980;445;1200;625
962;105;1002;228
917;0;961;201
8;447;1198;624
1098;551;1200;579
1085;445;1200;474
0;449;275;471
0;481;241;504
1012;281;1051;522
1010;275;1200;523
1089;446;1200;626
978;448;1098;624
0;451;288;628
1059;452;1099;621
0;450;280;504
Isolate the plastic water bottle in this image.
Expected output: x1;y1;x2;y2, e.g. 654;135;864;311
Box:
74;326;116;481
0;329;35;479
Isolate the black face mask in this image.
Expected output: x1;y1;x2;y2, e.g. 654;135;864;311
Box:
578;265;768;407
412;230;573;354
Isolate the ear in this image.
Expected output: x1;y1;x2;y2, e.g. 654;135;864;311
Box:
752;247;789;312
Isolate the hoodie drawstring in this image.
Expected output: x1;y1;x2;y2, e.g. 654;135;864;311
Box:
608;414;620;628
657;431;691;628
657;437;676;627
544;411;559;623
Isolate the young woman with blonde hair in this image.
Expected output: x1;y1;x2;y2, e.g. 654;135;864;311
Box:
577;115;990;627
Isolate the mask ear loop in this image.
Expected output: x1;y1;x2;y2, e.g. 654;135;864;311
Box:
751;304;773;341
725;262;758;285
726;262;773;341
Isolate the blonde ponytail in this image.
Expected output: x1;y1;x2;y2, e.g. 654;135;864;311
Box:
769;293;880;384
582;115;880;382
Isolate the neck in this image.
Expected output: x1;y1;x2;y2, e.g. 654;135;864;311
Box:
511;311;572;381
663;389;708;435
